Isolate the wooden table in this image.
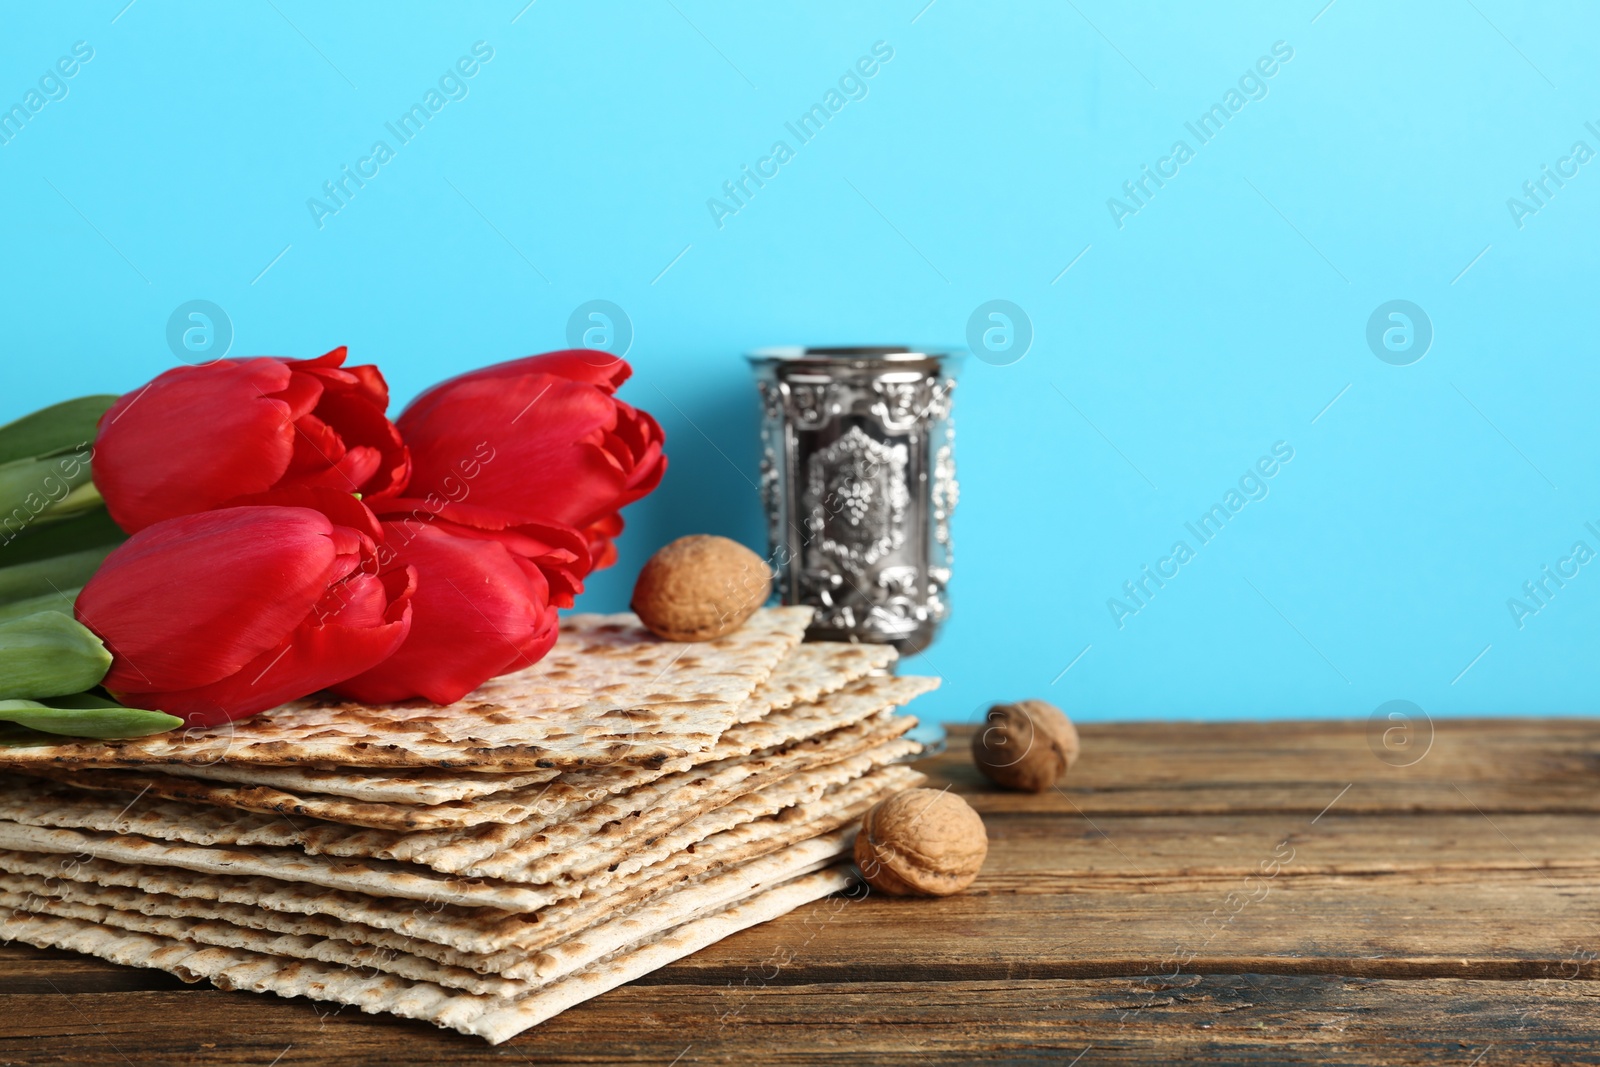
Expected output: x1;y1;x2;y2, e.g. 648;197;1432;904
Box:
3;719;1599;1064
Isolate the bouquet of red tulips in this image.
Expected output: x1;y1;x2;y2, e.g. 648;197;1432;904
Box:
0;348;665;740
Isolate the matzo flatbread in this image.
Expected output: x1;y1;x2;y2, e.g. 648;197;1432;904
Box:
0;819;549;911
330;764;920;959
0;746;915;910
0;888;525;997
158;764;562;805
0;765;924;956
0;734;917;886
468;867;860;1044
281;684;928;857
24;673;933;832
0;865;858;1043
0;607;812;771
0;827;855;988
725;641;896;723
20;759;664;833
127;640;897;805
0;678;929;860
429;728;918;885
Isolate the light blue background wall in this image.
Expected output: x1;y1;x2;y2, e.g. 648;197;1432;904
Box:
3;1;1597;725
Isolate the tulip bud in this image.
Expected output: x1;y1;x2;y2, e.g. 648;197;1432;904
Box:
75;493;414;725
0;610;112;700
396;350;665;576
92;349;410;534
331;499;582;705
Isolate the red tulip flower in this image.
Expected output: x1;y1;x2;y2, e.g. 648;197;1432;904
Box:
94;347;410;533
395;351;665;572
330;499;588;705
74;489;413;726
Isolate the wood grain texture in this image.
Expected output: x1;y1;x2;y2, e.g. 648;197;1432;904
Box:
2;719;1598;1064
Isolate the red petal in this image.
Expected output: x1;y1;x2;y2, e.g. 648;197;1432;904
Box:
313;569;390;629
331;522;557;704
345;363;391;409
399;375;627;529
155;591;411;726
268;370;325;422
286;346;349;371
309;384;409;498
226;486;384;544
286;413;347;477
297;445;382;495
78;507;342;692
612;402;667;503
510;350;631;392
403;350;631;423
94;360;300;533
369;499;591;607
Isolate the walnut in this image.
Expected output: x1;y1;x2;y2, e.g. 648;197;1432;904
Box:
853;787;988;896
631;535;771;642
971;698;1079;792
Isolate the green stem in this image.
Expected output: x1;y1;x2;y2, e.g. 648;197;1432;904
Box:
0;546;116;604
0;587;80;624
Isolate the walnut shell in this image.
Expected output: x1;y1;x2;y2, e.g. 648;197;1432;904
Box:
631;535;772;642
971;699;1079;792
854;787;987;897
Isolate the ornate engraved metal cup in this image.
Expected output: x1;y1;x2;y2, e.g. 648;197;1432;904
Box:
747;346;960;654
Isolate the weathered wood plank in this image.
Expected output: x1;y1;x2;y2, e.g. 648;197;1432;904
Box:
2;976;1598;1065
3;718;1597;1060
7;811;1596;987
936;719;1600;814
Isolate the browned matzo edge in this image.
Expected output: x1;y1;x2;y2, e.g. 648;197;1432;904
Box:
0;732;922;884
0;756;921;910
0;765;925;955
0;607;813;771
0;865;861;1043
0;826;859;990
18;672;929;832
65;641;897;801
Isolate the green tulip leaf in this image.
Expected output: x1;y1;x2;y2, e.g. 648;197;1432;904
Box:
0;506;126;567
0;546;117;605
39;692;122;709
0;610;111;699
30;480;105;530
0;453;97;539
0;697;182;740
0;396;117;468
0;587;80;625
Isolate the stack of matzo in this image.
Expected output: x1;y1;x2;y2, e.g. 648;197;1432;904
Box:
0;606;937;1043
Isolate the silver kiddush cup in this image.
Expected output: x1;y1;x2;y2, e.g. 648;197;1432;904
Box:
747;346;961;654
